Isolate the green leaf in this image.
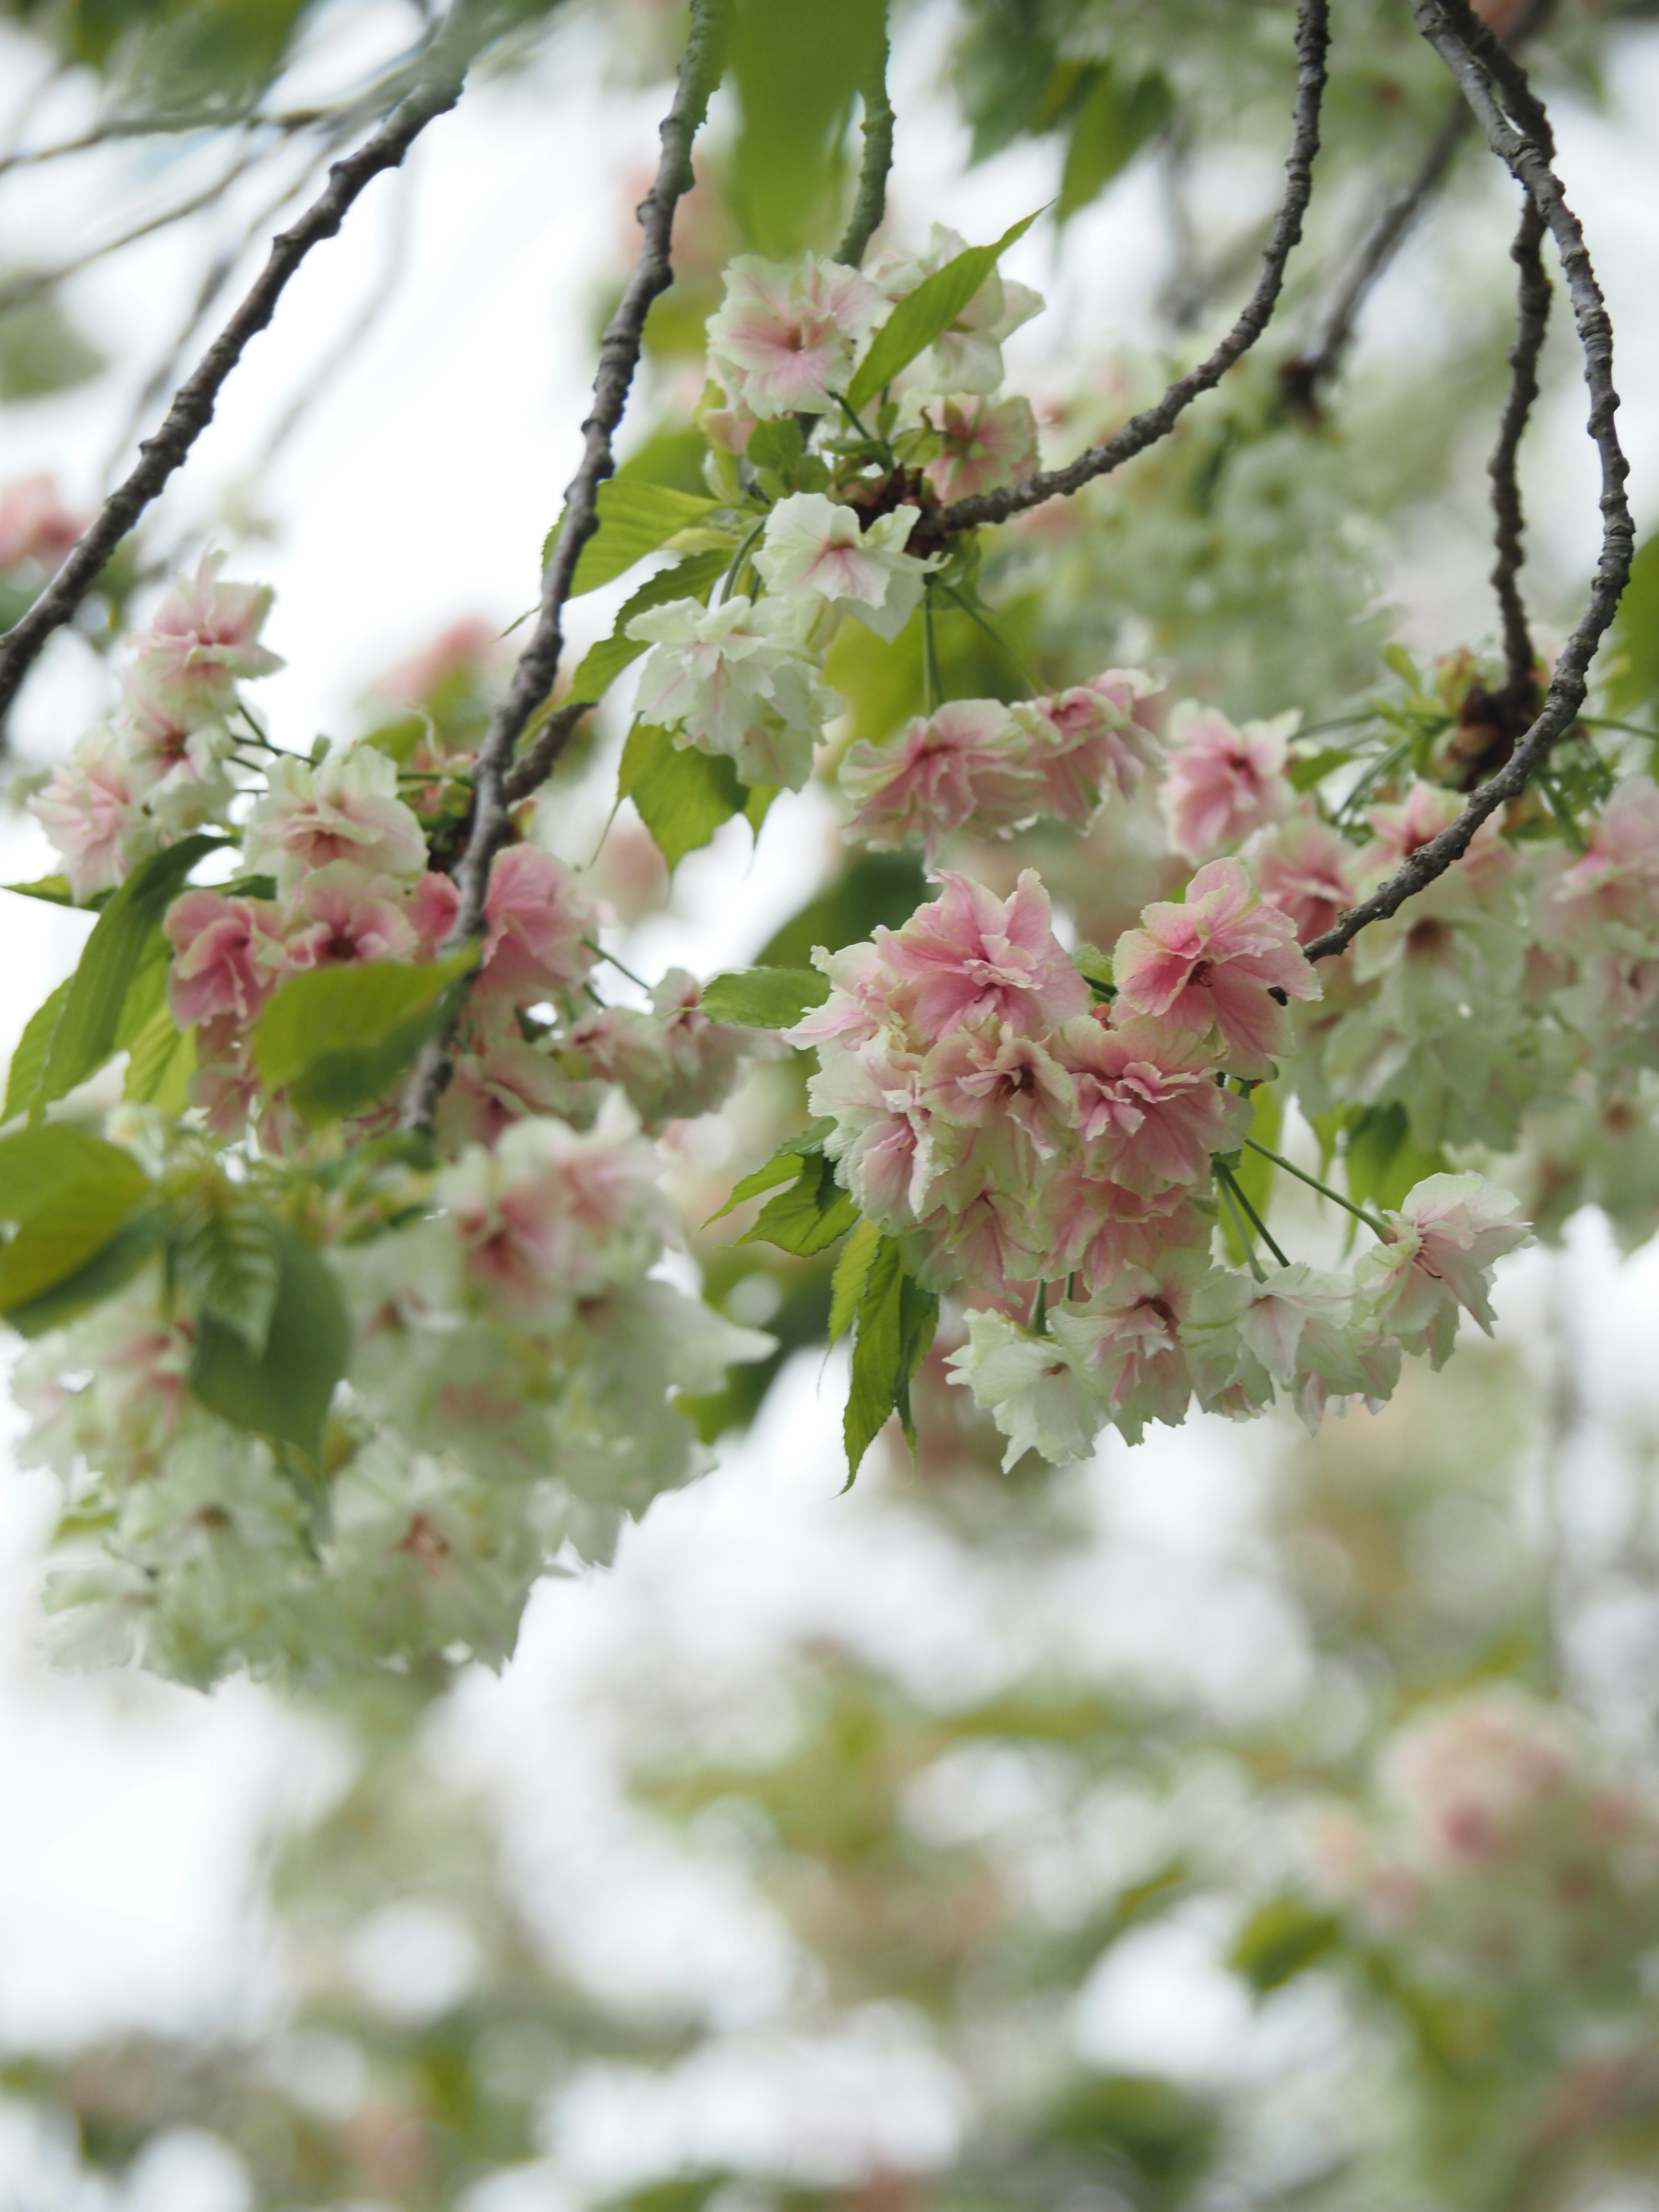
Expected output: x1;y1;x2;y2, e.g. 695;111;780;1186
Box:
0;1125;151;1314
188;1221;349;1464
3;873;79;907
1608;531;1659;717
619;721;750;872
1287;746;1357;794
38;834;222;1112
1227;1894;1344;1994
172;1184;282;1355
614;427;712;496
1342;1102;1448;1216
705;1119;836;1226
843;1234;938;1484
556;480;723;598
1071;942;1114;992
253;950;478;1127
828;1214;881;1347
845;209;1042;416
741;1151;858;1258
727;0;890;255
122;1002;196;1113
1057;65;1170;222
699;966;830;1028
1380;642;1426;695
3;1211;162;1338
567;548;731;705
4;978;71;1122
757;850;926;968
745;417;804;478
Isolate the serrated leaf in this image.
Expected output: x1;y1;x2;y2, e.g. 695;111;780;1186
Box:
38;834;222;1112
172;1184;282;1355
699;966;830;1028
1228;1894;1343;1994
4;977;71;1122
0;1124;151;1314
554;479;722;598
705;1119;836;1225
846;209;1042;416
741;1150;858;1258
188;1222;348;1464
253;950;477;1127
745;417;804;477
843;1234;938;1484
122;1001;196;1112
619;721;750;872
567;548;731;706
828;1214;881;1346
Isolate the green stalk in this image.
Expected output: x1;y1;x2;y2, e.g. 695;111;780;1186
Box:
1243;1137;1389;1239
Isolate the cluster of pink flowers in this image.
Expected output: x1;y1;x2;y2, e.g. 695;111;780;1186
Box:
839;671;1164;863
1311;1692;1659;1995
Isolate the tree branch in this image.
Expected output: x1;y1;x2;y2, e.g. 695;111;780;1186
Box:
1488;190;1551;696
1302;0;1634;965
502;699;594;805
925;0;1329;539
0;16;477;724
400;0;728;1134
834;34;894;268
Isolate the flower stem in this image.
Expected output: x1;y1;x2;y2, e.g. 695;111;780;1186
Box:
584;936;652;992
1243;1137;1389;1239
1215;1161;1267;1283
922;577;942;714
718;515;767;604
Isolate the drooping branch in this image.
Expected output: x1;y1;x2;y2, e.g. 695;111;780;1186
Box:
400;0;728;1134
0;14;478;724
834;34;895;269
1302;0;1634;965
926;0;1329;539
1487;191;1551;696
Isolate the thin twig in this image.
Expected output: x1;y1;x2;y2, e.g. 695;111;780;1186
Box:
401;0;728;1134
1302;0;1634;965
503;699;595;804
834;32;894;268
0;17;477;725
923;0;1329;540
1488;191;1551;695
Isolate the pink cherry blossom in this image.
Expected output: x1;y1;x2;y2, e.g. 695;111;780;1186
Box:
128;550;282;710
921;1019;1074;1182
479;843;598;1001
30;725;159;898
875;869;1089;1038
1161;701;1294;859
409;870;461;957
706;253;884;418
922;395;1039;503
1017;667;1164;820
1360;779;1512;897
245;746;429;894
282;864;421;970
0;474;82;571
1539;775;1659;945
1056;1012;1249;1192
1251;813;1356;944
1112;858;1319;1079
1357;1170;1529;1362
755;493;935;642
376;618;498;707
1052;1247;1213;1439
840;700;1034;861
1039;1167;1203;1299
164;888;284;1027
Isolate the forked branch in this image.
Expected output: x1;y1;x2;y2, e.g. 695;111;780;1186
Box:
835;33;895;269
1488;191;1551;696
1302;0;1634;963
928;0;1330;537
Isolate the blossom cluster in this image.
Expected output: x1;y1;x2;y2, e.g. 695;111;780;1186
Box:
790;863;1529;1461
1311;1692;1659;1998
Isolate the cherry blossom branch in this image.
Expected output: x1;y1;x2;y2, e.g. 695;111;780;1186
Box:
502;699;594;804
0;15;478;725
400;0;728;1134
1488;191;1551;696
926;0;1330;539
835;33;895;268
1302;0;1634;966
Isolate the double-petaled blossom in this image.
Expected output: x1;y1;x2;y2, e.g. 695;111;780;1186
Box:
628;591;834;790
31;724;159;898
1355;1171;1531;1364
754;493;937;643
706;252;884;419
872;870;1090;1037
1250;812;1356;944
244;744;429;894
922;394;1039;503
477;843;598;1003
1161;702;1296;859
566;969;755;1134
1050;1246;1214;1444
1057;1014;1249;1193
282;863;422;970
944;1309;1100;1471
1013;669;1164;820
1538;775;1659;947
840;700;1036;861
128;549;283;712
164;888;285;1028
1112;857;1320;1079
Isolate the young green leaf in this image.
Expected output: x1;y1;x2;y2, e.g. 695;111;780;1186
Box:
699;966;830;1028
828;1214;882;1347
1227;1894;1344;1994
37;834;222;1112
740;1150;858;1258
0;1124;152;1314
619;721;749;871
845;209;1042;416
555;479;723;597
252;950;477;1126
123;1001;196;1112
567;548;730;706
4;977;71;1122
704;1119;836;1226
188;1222;349;1465
2;873;79;907
3;1211;163;1338
843;1234;938;1484
171;1183;283;1356
1342;1102;1447;1217
1057;65;1170;222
